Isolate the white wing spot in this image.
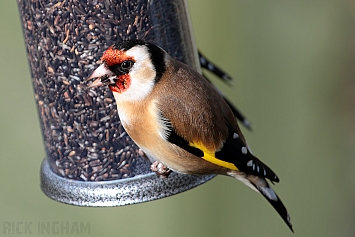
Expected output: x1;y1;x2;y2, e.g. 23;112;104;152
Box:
200;56;207;65
241;146;248;154
259;186;278;201
233;133;239;139
222;74;231;80
247;160;253;167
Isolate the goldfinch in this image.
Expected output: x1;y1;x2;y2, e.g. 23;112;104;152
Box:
86;39;293;232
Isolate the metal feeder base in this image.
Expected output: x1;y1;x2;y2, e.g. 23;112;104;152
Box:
40;159;215;207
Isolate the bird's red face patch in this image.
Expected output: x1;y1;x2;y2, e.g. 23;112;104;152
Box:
108;74;131;93
101;46;133;67
101;46;133;93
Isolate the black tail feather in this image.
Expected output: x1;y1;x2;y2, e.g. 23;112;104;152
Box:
250;180;293;232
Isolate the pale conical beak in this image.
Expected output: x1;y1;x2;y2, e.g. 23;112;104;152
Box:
86;64;110;88
87;78;104;88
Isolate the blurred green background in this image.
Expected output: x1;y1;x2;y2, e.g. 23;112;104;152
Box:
1;0;355;236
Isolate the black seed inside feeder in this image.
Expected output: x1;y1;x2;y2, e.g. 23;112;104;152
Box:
18;0;215;206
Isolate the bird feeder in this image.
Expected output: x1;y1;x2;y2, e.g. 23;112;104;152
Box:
18;0;214;206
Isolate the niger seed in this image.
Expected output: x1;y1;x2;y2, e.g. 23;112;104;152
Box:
19;0;197;181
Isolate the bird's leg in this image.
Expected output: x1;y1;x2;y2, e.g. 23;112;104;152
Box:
150;161;172;178
138;149;172;178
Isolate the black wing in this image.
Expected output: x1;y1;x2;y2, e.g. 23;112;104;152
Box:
216;123;279;182
162;109;278;182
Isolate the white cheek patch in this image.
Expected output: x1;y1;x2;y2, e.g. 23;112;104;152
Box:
126;45;150;62
128;46;156;83
112;45;156;102
122;72;154;101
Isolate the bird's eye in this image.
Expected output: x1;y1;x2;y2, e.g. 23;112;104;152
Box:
108;60;135;75
120;60;134;73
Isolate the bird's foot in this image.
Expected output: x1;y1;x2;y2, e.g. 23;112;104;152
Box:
151;161;172;178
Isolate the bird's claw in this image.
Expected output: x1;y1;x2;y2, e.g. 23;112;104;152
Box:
151;161;172;178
